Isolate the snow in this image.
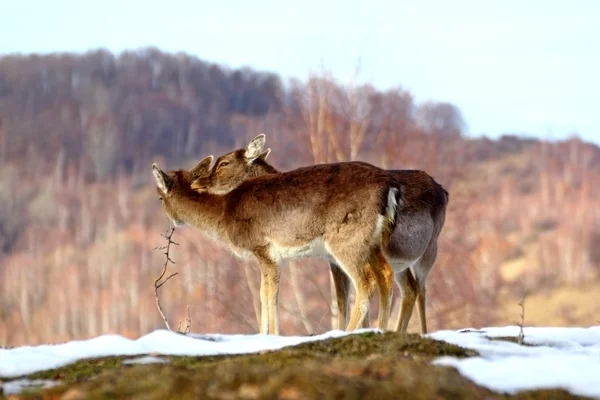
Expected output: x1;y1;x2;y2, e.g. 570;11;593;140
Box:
0;328;368;379
122;355;170;365
1;379;59;396
429;326;600;399
1;326;599;398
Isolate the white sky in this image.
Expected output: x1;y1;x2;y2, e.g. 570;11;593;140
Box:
2;0;599;143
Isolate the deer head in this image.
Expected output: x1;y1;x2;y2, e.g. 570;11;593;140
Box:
152;155;213;226
191;133;276;194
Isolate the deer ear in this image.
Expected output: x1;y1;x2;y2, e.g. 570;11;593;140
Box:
245;133;266;162
152;163;173;194
259;148;271;161
189;155;213;179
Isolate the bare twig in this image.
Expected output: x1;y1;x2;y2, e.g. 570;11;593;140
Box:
212;286;258;332
153;227;191;333
177;305;192;334
516;287;527;345
314;309;330;334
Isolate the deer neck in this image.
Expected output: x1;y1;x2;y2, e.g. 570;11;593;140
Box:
252;159;280;176
172;188;228;242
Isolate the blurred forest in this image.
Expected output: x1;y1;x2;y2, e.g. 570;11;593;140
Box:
1;48;599;346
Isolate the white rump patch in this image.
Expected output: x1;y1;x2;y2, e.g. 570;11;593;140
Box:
386;187;400;225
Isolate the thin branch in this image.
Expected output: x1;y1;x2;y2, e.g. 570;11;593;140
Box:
212;286;258;332
177;305;192;334
153;227;191;333
314;309;330;334
156;272;178;289
516;287;527;345
304;267;331;307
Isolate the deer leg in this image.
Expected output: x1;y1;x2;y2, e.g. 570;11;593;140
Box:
345;269;377;332
370;250;394;331
258;271;269;334
362;307;371;329
329;252;377;331
331;261;372;330
416;287;427;334
256;255;281;335
394;268;418;332
360;268;374;329
329;262;350;330
412;241;437;334
266;265;281;335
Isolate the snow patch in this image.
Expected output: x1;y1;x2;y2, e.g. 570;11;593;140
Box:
1;326;599;398
429;326;600;399
2;379;59;396
122;355;169;365
0;328;371;379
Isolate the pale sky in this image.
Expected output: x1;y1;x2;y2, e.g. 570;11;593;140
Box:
2;0;599;143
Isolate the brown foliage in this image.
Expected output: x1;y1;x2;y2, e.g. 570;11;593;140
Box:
0;50;599;346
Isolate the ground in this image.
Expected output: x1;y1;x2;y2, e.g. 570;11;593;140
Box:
0;332;588;400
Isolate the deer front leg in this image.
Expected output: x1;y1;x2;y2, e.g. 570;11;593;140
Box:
258;270;269;334
256;254;281;335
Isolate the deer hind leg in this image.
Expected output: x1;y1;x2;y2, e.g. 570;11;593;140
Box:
394;268;418;333
416;286;427;334
413;241;438;334
362;305;371;329
361;267;375;329
329;262;350;330
345;268;377;332
256;254;281;335
331;262;372;330
369;250;394;331
328;250;377;332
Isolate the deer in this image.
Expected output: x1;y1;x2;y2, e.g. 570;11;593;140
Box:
190;134;449;334
152;158;400;335
189;137;391;331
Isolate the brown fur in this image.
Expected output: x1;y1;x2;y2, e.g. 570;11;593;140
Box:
190;134;449;334
191;136;393;330
153;157;399;335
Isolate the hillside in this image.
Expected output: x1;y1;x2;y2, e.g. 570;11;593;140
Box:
1;327;599;399
0;49;599;346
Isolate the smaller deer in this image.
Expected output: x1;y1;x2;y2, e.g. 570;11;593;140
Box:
191;134;449;334
153;158;399;335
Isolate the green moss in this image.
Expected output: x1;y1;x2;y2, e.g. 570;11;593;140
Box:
26;356;126;384
169;331;477;370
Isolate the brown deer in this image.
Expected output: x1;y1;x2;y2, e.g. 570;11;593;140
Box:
152;159;399;335
190;136;391;331
191;134;449;334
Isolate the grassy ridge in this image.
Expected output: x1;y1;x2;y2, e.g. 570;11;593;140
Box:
2;332;587;400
